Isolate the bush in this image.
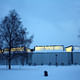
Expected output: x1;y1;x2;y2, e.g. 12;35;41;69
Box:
74;63;78;65
41;63;43;65
28;62;32;65
33;63;36;66
48;62;51;65
61;62;64;65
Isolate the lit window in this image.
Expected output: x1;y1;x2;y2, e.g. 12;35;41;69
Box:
65;46;72;52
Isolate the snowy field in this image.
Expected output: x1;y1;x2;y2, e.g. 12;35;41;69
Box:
0;65;80;80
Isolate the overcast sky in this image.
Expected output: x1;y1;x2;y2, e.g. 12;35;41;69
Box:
0;0;80;48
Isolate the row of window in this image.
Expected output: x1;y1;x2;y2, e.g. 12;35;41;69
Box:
34;45;80;52
0;47;31;53
0;45;80;54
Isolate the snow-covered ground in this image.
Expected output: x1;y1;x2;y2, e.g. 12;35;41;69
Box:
0;65;80;80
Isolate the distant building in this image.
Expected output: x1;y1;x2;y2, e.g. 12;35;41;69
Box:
34;45;64;52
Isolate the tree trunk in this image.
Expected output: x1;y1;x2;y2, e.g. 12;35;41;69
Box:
8;48;11;69
9;58;11;69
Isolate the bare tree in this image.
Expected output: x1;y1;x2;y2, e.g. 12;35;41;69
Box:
0;38;3;49
0;10;33;69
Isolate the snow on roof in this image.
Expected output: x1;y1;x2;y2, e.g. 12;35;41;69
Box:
73;46;80;52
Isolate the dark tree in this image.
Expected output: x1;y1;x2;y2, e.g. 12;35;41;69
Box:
0;38;3;49
0;10;33;69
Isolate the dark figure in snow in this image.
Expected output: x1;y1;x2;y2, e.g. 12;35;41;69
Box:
44;71;48;77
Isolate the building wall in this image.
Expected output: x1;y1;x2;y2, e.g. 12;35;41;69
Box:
73;52;80;65
32;52;72;65
0;52;80;65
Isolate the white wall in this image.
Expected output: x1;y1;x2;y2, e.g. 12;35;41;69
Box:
32;52;72;65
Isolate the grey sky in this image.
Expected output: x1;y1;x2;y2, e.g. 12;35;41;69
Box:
0;0;80;48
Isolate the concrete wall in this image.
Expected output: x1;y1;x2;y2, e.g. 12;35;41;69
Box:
73;52;80;65
0;52;80;65
32;52;72;65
